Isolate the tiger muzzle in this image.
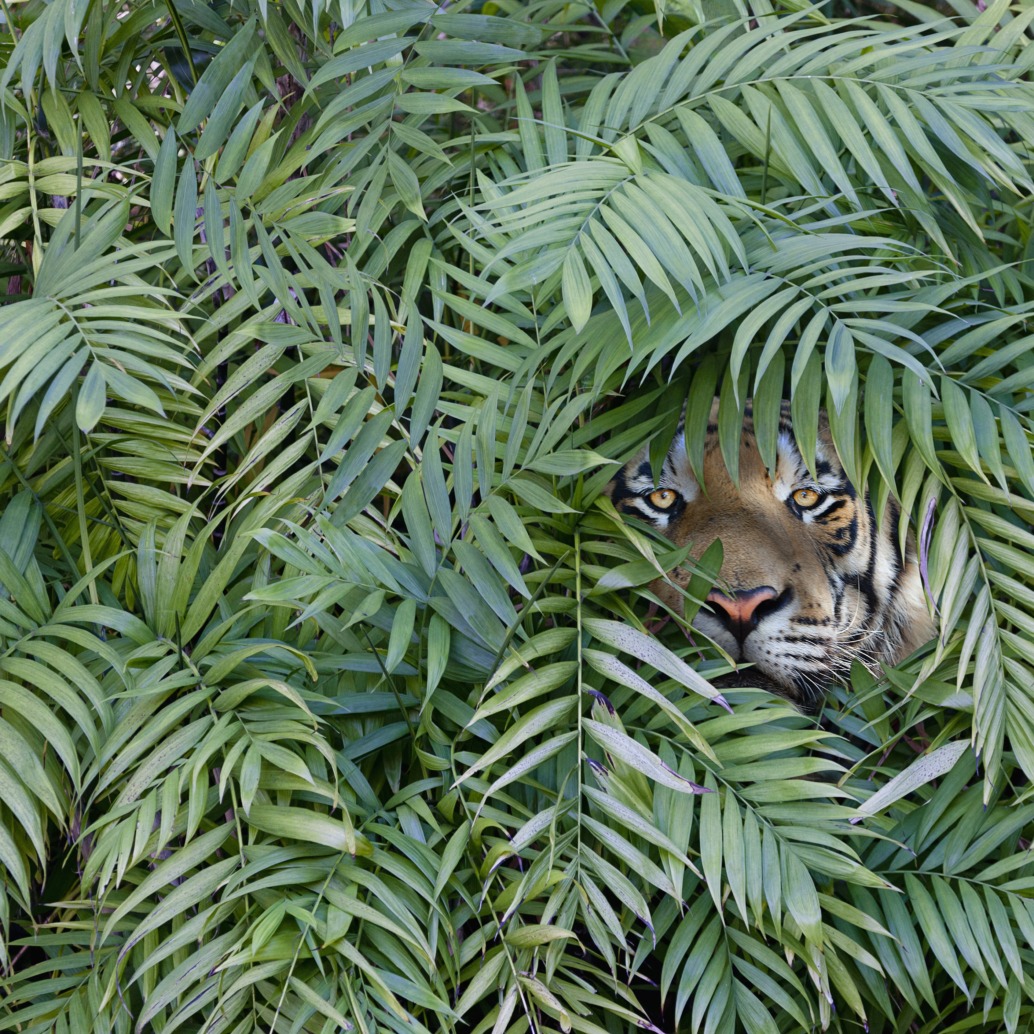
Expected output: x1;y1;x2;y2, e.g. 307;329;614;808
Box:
706;585;790;647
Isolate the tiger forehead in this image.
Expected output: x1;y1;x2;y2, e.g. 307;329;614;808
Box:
773;430;850;497
617;414;849;503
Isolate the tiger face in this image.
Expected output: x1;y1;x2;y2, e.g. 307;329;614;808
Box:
608;400;934;706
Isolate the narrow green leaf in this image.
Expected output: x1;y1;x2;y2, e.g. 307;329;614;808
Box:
248;804;366;857
151;128;177;235
472;662;576;723
940;376;984;481
904;874;970;997
173;156;198;273
825;320;856;416
854;743;971;822
562;248;593;333
75;364;106;433
782;851;821;945
584;617;728;708
582;648;719;763
455;951;507;1018
902;368;938;472
454;698;575;786
584;720;710;796
864;353;896;490
790;339;822;475
387;150;426;221
700;771;723;911
178;20;257;134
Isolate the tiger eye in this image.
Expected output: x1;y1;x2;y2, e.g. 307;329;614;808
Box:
793;488;821;508
649;489;678;509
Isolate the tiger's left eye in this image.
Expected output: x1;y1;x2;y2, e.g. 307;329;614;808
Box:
793;488;822;508
649;489;678;509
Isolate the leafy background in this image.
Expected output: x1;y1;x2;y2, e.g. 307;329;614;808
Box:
1;0;1033;1031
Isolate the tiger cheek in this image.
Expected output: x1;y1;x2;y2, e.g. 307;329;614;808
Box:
780;529;831;611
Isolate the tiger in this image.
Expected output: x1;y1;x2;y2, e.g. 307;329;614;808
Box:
608;399;935;707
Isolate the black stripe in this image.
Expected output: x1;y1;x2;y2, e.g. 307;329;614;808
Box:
826;515;858;555
609;471;632;505
831;579;847;623
815;500;848;520
781;650;827;663
854;574;877;615
857;499;880;615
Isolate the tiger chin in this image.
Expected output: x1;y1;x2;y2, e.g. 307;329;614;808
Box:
608;400;935;709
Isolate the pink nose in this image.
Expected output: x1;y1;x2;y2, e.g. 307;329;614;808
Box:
706;586;779;645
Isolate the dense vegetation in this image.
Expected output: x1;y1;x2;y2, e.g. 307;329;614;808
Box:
1;0;1033;1030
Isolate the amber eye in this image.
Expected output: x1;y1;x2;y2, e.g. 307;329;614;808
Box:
793;488;822;508
648;489;678;510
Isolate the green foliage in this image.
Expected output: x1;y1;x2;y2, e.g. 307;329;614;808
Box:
1;0;1033;1031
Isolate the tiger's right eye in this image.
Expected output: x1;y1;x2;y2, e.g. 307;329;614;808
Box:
648;489;678;509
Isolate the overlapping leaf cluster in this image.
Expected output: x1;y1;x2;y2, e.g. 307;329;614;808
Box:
0;1;1033;1031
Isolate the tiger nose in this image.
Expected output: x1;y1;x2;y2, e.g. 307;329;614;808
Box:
706;586;780;646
